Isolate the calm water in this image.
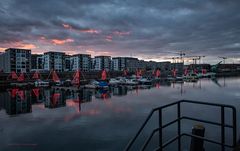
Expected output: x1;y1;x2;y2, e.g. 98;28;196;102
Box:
0;78;239;151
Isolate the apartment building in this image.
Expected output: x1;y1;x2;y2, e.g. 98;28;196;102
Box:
70;54;91;71
0;48;31;73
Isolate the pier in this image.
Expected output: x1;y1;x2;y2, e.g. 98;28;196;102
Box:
52;86;83;92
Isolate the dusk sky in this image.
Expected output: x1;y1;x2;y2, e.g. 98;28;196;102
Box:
0;0;240;64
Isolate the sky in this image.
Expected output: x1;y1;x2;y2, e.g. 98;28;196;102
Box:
0;0;240;64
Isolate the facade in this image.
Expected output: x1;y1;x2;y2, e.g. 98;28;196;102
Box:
0;48;31;73
64;55;71;71
43;51;65;72
187;64;211;72
112;57;128;71
31;54;44;71
171;63;184;75
1;90;32;115
92;56;111;71
125;57;139;72
70;54;91;71
217;64;240;72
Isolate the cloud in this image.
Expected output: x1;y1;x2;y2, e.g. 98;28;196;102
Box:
0;0;240;63
51;38;74;45
62;23;101;34
112;31;130;36
105;35;113;42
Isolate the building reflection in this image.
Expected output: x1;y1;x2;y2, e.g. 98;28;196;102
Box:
110;86;128;96
0;79;203;116
95;89;111;99
31;88;45;104
4;89;32;115
44;89;66;109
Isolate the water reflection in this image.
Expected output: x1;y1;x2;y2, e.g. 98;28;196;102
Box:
0;81;175;116
0;79;234;116
4;89;32;115
0;78;239;151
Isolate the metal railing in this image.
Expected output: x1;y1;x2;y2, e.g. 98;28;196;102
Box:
125;100;237;151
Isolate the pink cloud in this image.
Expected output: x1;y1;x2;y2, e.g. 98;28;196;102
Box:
79;29;101;34
62;23;72;30
0;42;37;51
112;31;130;36
62;23;101;34
51;38;74;45
105;35;113;42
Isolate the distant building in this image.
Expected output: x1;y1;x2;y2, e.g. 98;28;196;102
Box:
156;62;171;72
64;55;71;72
0;48;31;73
92;56;111;71
43;51;65;72
187;64;211;72
171;63;184;75
112;57;129;71
44;89;66;108
217;64;240;72
70;54;91;71
125;57;139;72
31;54;44;71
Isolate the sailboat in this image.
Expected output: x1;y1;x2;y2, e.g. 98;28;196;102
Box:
33;71;49;87
98;69;109;89
154;69;161;80
10;72;30;87
72;70;80;86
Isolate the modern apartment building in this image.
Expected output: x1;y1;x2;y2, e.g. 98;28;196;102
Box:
171;63;184;75
92;56;111;71
112;57;127;71
0;48;31;73
31;54;44;71
125;57;140;72
64;55;71;71
43;51;65;72
70;54;91;71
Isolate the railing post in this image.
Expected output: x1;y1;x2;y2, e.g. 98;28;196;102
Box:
178;102;181;151
221;106;225;151
190;125;205;151
159;109;162;151
232;107;237;147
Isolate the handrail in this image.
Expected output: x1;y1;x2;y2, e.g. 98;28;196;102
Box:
125;99;237;151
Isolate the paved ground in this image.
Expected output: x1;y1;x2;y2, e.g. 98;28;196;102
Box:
234;140;240;151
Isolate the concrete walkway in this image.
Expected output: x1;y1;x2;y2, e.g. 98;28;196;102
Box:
234;140;240;151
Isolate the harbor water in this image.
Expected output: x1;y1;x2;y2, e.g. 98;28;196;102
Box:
0;77;239;151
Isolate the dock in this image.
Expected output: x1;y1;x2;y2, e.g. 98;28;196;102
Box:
52;86;84;92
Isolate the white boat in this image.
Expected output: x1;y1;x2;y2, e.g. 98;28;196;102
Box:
116;77;126;84
184;73;199;82
125;79;139;85
84;80;99;89
34;80;49;87
176;76;184;81
109;78;121;85
84;84;97;89
166;75;175;81
138;78;152;85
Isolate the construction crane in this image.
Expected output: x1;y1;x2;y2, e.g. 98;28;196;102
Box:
164;57;181;63
183;56;205;64
218;57;227;64
164;51;186;63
